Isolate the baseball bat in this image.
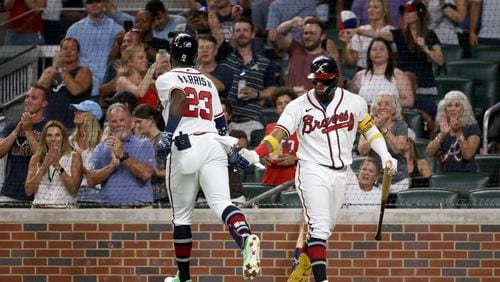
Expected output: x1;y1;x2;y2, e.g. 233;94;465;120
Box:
375;161;393;241
291;213;306;271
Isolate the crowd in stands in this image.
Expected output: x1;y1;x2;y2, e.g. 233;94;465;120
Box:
0;0;499;208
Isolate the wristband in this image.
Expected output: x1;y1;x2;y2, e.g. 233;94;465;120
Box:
58;166;65;175
255;143;271;158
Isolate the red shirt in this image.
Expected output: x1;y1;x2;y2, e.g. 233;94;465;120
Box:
261;122;299;186
8;0;43;34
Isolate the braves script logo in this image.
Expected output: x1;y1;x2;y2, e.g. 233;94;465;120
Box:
302;110;354;134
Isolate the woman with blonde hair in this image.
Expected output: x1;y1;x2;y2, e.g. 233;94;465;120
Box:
358;91;410;192
68;100;103;204
25;120;83;208
426;91;480;172
339;0;393;69
115;45;168;110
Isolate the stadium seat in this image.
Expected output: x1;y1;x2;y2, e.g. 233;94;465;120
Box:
434;44;464;75
474;155;500;187
242;182;277;207
433;75;474;105
446;60;498;117
395;189;459;208
280;189;302;208
470;45;500;64
429;173;490;199
414;139;438;173
403;110;425;139
467;188;500;208
260;108;279;127
351;156;367;172
249;129;265;148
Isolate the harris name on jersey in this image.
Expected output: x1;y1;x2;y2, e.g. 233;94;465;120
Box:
176;73;213;88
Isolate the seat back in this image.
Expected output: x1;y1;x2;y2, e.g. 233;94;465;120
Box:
242;182;277;206
435;44;464;75
471;45;500;64
403;110;425;139
396;189;458;208
429;173;490;199
351;156;367;172
474;155;500;187
468;188;500;208
434;75;474;105
414;139;438;173
249;129;265;149
446;60;498;116
280;189;302;208
260;108;279;127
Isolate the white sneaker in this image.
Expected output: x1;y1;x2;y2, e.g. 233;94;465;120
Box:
164;277;191;282
242;234;261;281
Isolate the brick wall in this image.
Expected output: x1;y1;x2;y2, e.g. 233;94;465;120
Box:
0;209;499;281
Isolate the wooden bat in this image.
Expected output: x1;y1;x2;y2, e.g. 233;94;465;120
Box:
291;212;306;271
375;161;392;241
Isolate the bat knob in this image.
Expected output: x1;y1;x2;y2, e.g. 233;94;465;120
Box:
374;234;382;241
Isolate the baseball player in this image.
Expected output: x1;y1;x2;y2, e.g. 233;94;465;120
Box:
239;55;397;282
155;33;261;282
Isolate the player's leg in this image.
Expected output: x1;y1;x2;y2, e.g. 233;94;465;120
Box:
296;162;333;282
198;137;260;280
166;155;199;282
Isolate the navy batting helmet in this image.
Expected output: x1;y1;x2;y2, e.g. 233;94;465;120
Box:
171;33;197;65
308;55;339;96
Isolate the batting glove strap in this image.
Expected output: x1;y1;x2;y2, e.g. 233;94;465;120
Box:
228;146;250;170
156;131;173;158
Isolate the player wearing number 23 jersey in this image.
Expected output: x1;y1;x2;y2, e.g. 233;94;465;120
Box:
155;33;261;282
239;55;398;282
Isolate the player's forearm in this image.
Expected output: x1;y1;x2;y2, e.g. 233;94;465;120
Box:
121;158;153;182
364;126;391;160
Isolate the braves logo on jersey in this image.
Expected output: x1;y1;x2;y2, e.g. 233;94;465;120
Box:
302;110;355;135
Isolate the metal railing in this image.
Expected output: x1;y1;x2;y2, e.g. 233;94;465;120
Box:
483;102;500;154
0;47;40;110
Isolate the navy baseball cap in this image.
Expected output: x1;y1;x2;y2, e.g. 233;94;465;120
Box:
70;100;103;120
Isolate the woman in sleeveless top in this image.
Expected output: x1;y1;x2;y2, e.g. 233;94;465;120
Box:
349;37;413;108
25;120;83;208
404;129;432;187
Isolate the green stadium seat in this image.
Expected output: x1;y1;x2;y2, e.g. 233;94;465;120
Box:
467;188;500;208
429;173;490;199
434;44;464;75
474;155;500;187
403;110;425;139
249;129;265;149
414;139;438;173
351;156;367;172
396;189;459;208
431;75;474;105
446;60;498;117
470;45;500;64
260;107;279;127
242;182;277;206
280;189;302;208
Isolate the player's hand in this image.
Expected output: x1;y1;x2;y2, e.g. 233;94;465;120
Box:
382;155;398;175
277;154;296;166
227;146;250;170
156;131;173;158
239;148;261;165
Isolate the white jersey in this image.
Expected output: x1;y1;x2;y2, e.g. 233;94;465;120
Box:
276;87;368;168
155;67;223;137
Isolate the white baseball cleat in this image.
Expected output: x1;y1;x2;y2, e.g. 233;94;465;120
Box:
242;234;261;281
164;277;191;282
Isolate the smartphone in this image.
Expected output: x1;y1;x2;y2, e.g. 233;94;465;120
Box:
124;20;133;32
